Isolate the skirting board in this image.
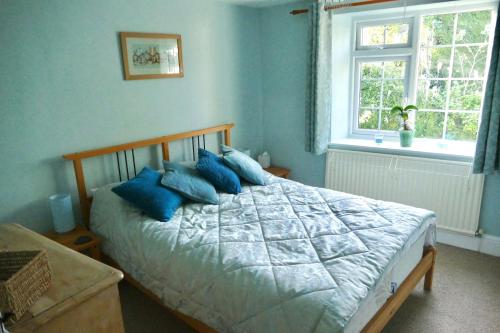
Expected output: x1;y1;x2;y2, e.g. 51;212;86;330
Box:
437;228;500;257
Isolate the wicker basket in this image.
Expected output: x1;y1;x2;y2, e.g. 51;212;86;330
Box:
0;250;52;320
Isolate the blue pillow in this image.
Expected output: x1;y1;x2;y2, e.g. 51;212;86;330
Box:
112;167;184;221
196;148;241;194
221;145;267;186
161;161;219;205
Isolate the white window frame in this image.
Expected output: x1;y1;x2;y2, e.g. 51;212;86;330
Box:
356;18;414;50
349;2;497;141
351;16;417;138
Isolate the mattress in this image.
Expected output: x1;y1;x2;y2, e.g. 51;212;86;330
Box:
345;229;427;332
90;173;436;333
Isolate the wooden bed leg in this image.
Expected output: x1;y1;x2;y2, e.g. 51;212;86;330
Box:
423;246;437;291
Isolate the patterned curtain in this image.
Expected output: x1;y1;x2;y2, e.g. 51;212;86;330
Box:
473;4;500;174
305;1;333;155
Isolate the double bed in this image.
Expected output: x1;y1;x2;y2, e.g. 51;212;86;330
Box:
63;124;437;333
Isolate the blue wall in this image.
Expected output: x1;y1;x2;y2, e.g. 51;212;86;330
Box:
260;2;325;188
259;2;500;237
0;0;263;232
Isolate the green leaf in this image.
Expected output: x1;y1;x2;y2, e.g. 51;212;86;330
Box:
404;104;419;111
391;106;403;114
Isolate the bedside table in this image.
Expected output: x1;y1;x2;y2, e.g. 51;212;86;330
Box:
45;224;101;261
264;166;290;179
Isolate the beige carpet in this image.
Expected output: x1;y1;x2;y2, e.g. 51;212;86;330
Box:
119;244;500;333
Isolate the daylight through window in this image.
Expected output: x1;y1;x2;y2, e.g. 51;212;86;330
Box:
353;8;495;142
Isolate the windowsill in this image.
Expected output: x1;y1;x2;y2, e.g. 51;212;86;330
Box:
329;138;475;162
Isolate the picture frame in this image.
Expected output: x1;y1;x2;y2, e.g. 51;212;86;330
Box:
120;32;184;80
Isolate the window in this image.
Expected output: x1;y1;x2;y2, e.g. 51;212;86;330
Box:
352;7;495;142
357;20;413;49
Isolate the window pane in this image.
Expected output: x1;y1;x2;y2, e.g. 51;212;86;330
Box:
358;60;408;131
360;22;409;47
361;25;385;46
445;112;480;141
421;14;455;46
359;108;379;129
449;80;483;110
361;62;383;79
456;11;492;44
384;60;406;79
452;46;487;79
360;80;381;107
382;79;405;108
417;80;447;109
381;109;400;131
385;23;409;45
419;47;451;78
415;111;445;138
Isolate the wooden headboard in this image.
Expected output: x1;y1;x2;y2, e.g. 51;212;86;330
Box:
63;123;234;227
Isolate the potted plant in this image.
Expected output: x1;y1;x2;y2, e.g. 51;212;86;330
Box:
391;104;418;147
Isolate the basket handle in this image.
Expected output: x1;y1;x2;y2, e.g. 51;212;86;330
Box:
0;312;12;333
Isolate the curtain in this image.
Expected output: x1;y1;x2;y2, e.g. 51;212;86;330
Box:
473;6;500;175
305;1;333;155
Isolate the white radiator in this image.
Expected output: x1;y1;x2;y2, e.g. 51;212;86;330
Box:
325;149;485;235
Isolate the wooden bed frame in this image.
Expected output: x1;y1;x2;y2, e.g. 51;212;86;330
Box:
63;123;436;333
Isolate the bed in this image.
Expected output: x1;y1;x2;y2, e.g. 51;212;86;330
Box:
63;124;437;333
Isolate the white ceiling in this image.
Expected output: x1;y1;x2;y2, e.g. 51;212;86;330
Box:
218;0;305;8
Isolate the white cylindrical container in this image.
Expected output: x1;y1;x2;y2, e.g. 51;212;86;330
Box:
49;194;76;233
258;152;271;168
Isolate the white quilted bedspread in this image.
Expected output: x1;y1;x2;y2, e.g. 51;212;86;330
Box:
91;174;435;333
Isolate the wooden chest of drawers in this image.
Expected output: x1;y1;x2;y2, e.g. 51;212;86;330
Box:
0;224;124;333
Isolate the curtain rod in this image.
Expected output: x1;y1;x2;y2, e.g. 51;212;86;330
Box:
290;0;400;15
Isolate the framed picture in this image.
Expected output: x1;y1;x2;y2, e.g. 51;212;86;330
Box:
120;32;184;80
